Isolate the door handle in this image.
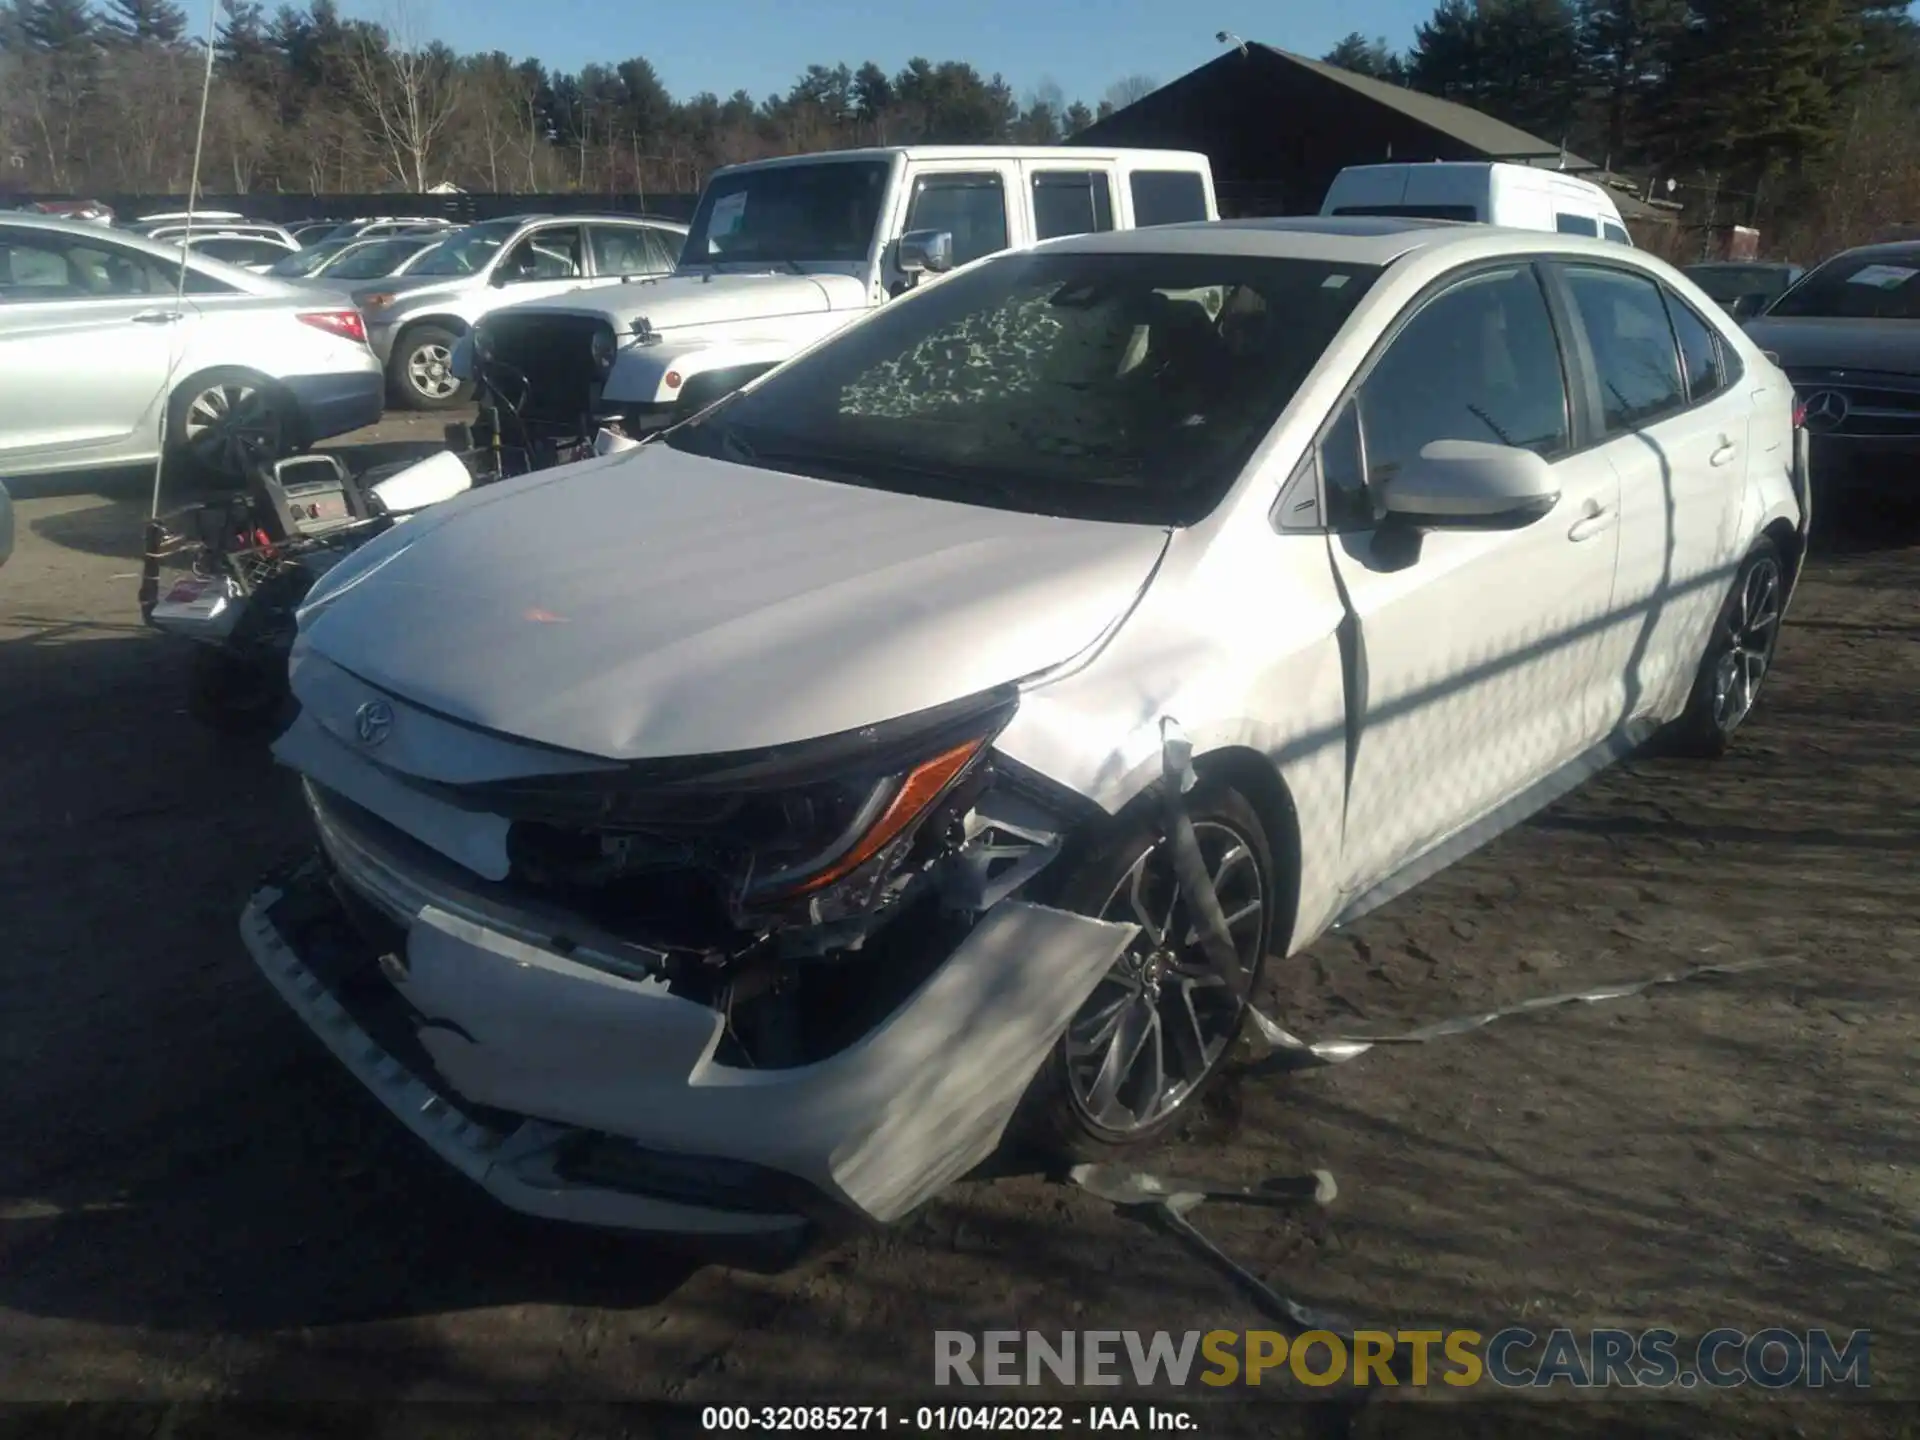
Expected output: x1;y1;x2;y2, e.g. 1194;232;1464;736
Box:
1567;498;1616;543
1710;438;1738;467
131;310;183;325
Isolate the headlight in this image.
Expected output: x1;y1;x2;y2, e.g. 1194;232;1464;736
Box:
473;689;1018;923
590;323;616;377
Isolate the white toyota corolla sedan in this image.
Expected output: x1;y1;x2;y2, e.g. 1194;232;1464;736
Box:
241;217;1808;1239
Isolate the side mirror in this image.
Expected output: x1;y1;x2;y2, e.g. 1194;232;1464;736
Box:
898;229;954;277
1379;440;1559;526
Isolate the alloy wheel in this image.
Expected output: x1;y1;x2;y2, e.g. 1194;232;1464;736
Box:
183;382;280;477
1065;820;1265;1136
406;342;460;400
1711;555;1782;733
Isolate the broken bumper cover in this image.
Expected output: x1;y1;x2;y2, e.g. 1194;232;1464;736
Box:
237;814;1133;1234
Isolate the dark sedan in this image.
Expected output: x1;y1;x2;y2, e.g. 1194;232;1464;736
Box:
1744;242;1920;495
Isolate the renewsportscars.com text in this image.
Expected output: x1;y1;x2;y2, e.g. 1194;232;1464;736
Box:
933;1328;1871;1390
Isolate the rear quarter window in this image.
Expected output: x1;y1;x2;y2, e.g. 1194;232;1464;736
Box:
1555;212;1600;237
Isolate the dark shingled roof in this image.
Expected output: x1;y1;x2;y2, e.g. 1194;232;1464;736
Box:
1266;46;1586;165
1078;43;1667;221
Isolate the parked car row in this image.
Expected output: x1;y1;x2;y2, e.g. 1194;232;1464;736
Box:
0;208;688;483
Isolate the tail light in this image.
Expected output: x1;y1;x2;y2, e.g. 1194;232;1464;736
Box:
1791;396;1807;428
297;309;368;346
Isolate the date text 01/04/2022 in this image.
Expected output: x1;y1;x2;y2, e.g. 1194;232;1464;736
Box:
699;1405;1201;1432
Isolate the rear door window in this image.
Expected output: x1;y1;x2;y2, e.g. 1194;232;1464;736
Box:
588;224;665;276
1663;287;1737;401
1602;221;1631;245
1561;265;1687;432
1128;169;1209;227
1032;170;1116;241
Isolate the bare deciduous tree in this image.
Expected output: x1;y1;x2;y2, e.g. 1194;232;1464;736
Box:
1101;73;1159;110
346;0;461;190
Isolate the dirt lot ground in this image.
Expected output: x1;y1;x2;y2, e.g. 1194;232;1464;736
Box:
2;415;1916;1436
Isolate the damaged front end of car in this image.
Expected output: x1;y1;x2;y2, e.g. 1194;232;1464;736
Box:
241;677;1137;1238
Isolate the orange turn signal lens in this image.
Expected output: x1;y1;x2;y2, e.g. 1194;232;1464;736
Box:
783;736;986;896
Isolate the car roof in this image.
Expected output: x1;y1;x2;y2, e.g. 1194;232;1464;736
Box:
481;212;689;231
719;145;1210;176
1030;214;1658;268
0;211;278;282
1824;240;1920;267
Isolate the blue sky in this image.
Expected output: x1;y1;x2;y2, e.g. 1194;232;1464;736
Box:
336;0;1437;106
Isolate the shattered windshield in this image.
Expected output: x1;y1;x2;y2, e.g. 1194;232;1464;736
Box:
680;159;890;266
668;248;1381;526
407;219;519;277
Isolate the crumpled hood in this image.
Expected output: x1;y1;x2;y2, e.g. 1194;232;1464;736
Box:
296;445;1169;761
495;270;866;333
1742;317;1920;376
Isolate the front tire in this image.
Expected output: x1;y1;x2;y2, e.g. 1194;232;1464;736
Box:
389;324;472;411
1017;782;1275;1160
1662;537;1785;758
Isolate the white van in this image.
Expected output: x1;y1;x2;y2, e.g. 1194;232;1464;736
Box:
1321;161;1633;245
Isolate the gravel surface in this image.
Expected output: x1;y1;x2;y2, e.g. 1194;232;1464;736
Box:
2;416;1914;1434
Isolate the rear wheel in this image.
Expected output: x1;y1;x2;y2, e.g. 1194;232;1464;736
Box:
388;323;472;411
1662;537;1785;758
167;369;288;485
1016;782;1274;1159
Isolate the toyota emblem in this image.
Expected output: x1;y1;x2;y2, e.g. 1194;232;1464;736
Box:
1800;389;1849;433
354;698;395;746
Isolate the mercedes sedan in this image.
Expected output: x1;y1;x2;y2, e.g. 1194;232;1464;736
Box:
240;217;1807;1239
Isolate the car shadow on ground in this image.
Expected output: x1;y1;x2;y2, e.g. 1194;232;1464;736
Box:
0;629;718;1342
1807;488;1920;557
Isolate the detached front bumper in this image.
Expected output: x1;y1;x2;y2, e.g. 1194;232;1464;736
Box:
238;786;1133;1234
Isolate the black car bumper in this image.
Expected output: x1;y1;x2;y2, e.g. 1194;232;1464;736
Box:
282;370;385;443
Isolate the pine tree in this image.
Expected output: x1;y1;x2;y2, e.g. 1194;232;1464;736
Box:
19;0;95;50
99;0;188;45
1323;32;1409;84
1575;0;1686;163
1651;0;1853;181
